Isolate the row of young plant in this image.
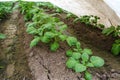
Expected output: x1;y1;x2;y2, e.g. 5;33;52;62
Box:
69;15;120;56
18;2;104;80
37;2;120;56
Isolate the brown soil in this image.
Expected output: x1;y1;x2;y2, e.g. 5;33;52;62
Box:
0;9;120;80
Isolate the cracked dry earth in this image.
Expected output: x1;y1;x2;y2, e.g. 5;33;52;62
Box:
0;11;120;80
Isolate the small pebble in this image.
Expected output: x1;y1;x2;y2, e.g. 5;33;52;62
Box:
111;73;119;78
102;74;107;80
80;78;85;80
111;69;115;73
96;73;101;77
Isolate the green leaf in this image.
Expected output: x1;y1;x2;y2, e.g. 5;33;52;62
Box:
26;22;37;27
102;26;115;36
73;18;80;23
42;23;54;30
115;39;120;44
72;52;81;60
66;50;73;57
53;17;60;22
0;33;6;39
76;42;81;49
90;56;104;67
55;8;63;13
74;63;86;72
50;42;59;51
114;31;120;37
59;24;67;32
85;71;92;80
66;13;74;18
82;48;92;55
66;57;77;69
57;22;64;25
41;36;50;43
111;43;120;55
44;32;56;39
30;37;40;48
0;66;4;69
59;35;67;41
97;24;105;29
66;37;78;46
86;63;94;67
26;27;38;34
81;52;89;62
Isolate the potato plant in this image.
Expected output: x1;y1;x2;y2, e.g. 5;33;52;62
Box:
19;2;104;80
102;25;120;55
0;2;13;21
